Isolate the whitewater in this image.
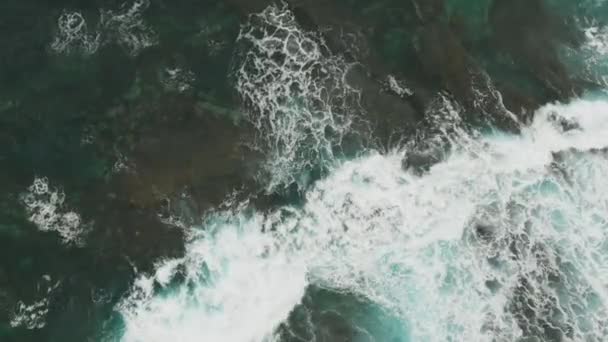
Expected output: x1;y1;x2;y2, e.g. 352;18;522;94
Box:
111;5;608;342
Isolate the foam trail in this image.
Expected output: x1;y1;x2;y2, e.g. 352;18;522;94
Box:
116;97;608;341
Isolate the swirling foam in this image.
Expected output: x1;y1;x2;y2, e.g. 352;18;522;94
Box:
562;19;608;88
9;276;60;330
20;177;86;245
234;4;361;192
116;97;608;341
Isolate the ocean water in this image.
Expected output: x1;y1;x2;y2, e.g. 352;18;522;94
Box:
2;1;608;341
116;98;608;342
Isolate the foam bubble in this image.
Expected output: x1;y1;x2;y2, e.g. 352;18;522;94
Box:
385;75;414;97
583;24;608;86
21;177;86;245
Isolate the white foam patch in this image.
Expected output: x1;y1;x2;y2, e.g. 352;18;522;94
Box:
235;4;362;192
21;177;86;245
10;277;60;330
116;98;608;341
51;11;101;55
51;0;157;57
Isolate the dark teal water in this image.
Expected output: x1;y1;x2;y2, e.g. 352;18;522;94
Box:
1;0;607;341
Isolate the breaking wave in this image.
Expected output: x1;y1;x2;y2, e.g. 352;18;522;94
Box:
51;0;157;56
116;97;608;341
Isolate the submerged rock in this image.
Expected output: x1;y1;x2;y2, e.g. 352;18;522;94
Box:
489;0;582;101
346;65;423;148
